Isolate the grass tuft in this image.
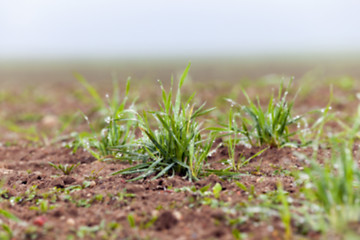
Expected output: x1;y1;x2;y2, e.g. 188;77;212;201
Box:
239;80;301;147
112;63;215;181
72;77;137;160
221;80;301;148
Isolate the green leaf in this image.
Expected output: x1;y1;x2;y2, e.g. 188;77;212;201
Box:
127;214;136;228
235;181;247;191
0;209;20;222
213;183;222;199
175;62;191;115
74;73;104;108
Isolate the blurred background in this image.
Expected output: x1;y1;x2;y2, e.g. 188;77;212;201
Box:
1;0;360;83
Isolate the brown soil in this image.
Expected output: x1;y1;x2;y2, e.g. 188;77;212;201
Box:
1;64;358;240
0;143;320;240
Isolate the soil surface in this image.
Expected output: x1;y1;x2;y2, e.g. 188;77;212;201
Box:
0;144;318;240
1;66;359;240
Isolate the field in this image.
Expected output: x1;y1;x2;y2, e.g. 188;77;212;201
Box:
1;59;360;240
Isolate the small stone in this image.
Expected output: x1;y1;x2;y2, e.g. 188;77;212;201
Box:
66;218;75;225
151;210;159;217
173;211;182;220
41;115;59;128
89;181;96;187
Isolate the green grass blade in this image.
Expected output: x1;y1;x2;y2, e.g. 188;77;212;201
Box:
152;163;175;180
74;73;104;108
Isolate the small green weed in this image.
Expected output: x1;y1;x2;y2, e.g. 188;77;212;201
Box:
49;162;80;175
276;183;292;240
0;209;20;240
29;199;56;213
213;183;222;199
127;214;136;228
297;106;360;236
115;189;136;202
75;220;122;239
299;139;360;233
112;63;215;181
72;77;137;160
227;80;301;147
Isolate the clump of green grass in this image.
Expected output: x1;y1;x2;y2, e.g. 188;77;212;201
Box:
299;139;360;235
226;80;301;148
71;77;137;159
112;63;215;181
298;107;360;235
210;107;268;171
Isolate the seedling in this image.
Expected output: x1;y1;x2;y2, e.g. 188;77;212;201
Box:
85;167;104;181
210;107;241;170
112;63;215;181
75;220;121;238
297;105;360;236
227;80;301;147
73;75;138;159
49;162;80;175
127;214;136;228
276;183;292;240
299;138;360;233
213;183;222;199
211;108;269;170
116;189;136;202
0;209;19;240
29;199;56;213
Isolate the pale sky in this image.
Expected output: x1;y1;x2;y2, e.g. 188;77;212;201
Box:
1;0;360;59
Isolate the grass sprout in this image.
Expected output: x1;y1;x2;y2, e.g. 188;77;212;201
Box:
298;109;360;235
276;183;292;240
72;77;137;159
210;107;241;170
0;209;20;240
49;162;80;175
229;80;301;147
112;63;215;181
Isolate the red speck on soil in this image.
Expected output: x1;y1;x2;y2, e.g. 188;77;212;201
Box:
33;216;47;227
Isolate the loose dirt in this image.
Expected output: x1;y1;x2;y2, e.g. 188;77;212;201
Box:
1;66;358;239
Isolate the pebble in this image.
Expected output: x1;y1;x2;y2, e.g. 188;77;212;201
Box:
66;218;75;225
151;210;159;217
173;211;182;220
89;181;96;187
41;115;59;128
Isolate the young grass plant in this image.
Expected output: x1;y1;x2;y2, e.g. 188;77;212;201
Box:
0;209;20;240
72;77;137;160
231;80;301;147
298;108;360;235
276;183;292;240
210;107;268;171
211;107;241;170
112;63;215;181
299;140;360;235
49;162;80;175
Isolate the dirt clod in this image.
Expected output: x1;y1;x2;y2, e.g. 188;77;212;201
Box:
155;211;179;231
